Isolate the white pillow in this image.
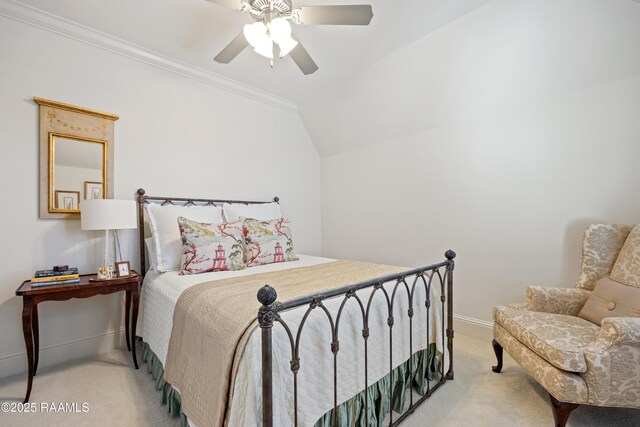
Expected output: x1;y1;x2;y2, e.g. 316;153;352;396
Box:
144;237;157;272
147;204;223;272
222;202;282;222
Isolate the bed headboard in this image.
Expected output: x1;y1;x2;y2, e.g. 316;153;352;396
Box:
135;188;279;277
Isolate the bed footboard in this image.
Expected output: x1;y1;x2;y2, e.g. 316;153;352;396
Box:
257;250;456;427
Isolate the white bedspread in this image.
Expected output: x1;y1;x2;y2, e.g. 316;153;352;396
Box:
140;255;447;427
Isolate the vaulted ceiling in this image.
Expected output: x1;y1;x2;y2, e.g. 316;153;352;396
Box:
17;0;491;103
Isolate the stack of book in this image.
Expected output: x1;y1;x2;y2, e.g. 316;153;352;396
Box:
31;267;80;287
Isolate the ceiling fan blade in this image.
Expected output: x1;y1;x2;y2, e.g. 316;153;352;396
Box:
203;0;245;11
289;42;319;75
295;5;373;25
213;32;249;63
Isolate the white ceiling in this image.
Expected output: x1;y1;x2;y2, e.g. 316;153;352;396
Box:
17;0;491;103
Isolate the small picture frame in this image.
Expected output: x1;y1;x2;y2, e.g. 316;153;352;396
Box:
84;181;103;200
55;190;80;210
115;261;132;278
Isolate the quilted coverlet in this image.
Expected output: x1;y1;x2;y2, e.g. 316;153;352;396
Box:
164;260;408;427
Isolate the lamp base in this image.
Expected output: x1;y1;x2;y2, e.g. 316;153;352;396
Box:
97;265;114;280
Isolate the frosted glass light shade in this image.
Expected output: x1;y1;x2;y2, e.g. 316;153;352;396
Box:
244;22;274;59
244;22;268;47
276;36;298;56
253;40;274;59
80;199;137;230
268;18;298;56
268;18;291;42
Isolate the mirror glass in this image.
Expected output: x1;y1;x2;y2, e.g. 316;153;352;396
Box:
49;134;106;213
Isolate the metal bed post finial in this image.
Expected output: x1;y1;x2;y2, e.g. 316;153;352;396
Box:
257;285;278;427
136;188;146;201
445;249;456;262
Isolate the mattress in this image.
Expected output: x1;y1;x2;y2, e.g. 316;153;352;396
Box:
139;255;446;426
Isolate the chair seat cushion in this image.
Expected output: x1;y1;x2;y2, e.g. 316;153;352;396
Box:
494;306;601;372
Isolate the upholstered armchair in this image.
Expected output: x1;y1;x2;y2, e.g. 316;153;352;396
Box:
491;224;640;427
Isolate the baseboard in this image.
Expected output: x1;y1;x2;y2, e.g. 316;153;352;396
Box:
453;314;493;341
0;327;127;378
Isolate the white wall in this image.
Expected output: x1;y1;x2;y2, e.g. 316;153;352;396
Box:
0;15;321;376
306;0;640;324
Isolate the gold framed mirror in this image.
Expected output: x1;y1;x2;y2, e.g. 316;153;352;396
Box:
48;133;107;214
35;97;118;219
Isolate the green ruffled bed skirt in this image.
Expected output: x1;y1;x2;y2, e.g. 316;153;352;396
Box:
142;341;438;427
142;342;189;427
314;344;439;427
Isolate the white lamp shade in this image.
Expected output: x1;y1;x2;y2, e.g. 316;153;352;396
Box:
244;19;297;59
253;40;274;59
244;22;276;59
243;22;268;48
268;18;292;42
80;199;137;230
276;36;298;57
268;19;297;57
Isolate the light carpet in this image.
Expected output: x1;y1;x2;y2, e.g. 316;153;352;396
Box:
0;333;638;426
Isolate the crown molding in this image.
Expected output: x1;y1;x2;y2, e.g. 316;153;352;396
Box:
0;0;298;113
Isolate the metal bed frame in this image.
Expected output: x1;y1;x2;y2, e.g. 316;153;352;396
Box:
136;188;455;426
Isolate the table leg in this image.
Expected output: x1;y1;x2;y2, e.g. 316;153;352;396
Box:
21;297;34;403
125;291;131;352
32;303;39;376
131;287;140;369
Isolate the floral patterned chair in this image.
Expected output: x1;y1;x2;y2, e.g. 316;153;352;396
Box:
491;224;640;426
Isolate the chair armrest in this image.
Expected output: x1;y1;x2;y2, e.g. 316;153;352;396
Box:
581;317;640;407
593;317;640;348
510;286;591;315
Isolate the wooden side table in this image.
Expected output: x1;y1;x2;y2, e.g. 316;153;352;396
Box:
15;272;142;403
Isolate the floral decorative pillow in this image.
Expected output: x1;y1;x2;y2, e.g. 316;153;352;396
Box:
243;217;299;267
177;217;246;275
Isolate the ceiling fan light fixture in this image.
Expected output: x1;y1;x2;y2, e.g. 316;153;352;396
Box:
243;22;268;47
243;22;274;59
268;18;292;42
268;17;297;57
253;39;274;59
276;36;298;57
213;0;373;74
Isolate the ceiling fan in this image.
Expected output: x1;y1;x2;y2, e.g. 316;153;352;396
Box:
206;0;374;75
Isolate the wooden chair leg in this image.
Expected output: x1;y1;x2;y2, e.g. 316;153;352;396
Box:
549;394;579;427
491;339;503;373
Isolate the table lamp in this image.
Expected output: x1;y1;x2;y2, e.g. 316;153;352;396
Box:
80;199;137;279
